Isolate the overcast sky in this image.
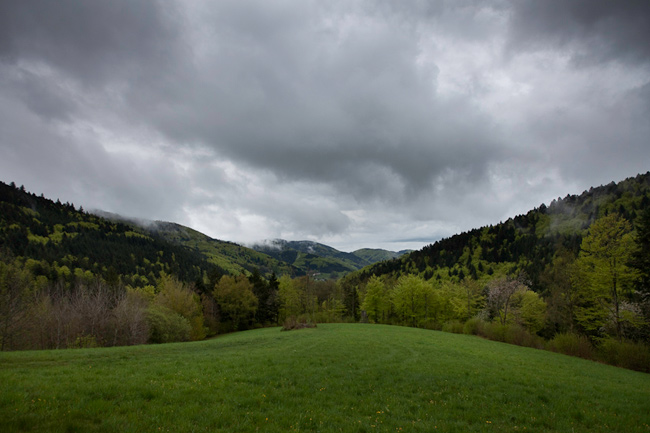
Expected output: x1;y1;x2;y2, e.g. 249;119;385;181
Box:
1;1;649;252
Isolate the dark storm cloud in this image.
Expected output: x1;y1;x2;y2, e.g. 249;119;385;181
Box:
0;0;178;85
3;0;506;207
118;0;506;203
1;0;649;250
508;0;650;66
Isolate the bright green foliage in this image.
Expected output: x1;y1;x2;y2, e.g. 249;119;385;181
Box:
574;214;638;340
155;273;205;340
146;304;191;343
213;275;258;331
511;290;547;334
277;275;302;321
391;274;436;326
318;298;346;322
360;276;388;323
446;278;485;321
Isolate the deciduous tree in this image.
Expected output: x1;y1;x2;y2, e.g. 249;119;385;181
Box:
391;275;435;327
486;274;527;326
360;276;388;323
574;214;638;340
156;273;205;340
213;275;258;331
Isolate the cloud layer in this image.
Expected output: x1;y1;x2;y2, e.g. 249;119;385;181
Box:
1;0;649;251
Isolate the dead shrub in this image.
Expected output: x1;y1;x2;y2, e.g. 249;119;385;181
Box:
281;316;317;331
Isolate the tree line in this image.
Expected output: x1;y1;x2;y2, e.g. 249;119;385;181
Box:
0;257;351;350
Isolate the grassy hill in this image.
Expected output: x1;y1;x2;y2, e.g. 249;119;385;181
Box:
1;324;649;432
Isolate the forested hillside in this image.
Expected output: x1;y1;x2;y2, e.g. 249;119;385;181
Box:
0;181;220;288
351;173;650;290
352;248;412;264
338;172;650;355
0;181;357;351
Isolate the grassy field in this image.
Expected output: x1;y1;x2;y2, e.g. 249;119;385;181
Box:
1;324;649;432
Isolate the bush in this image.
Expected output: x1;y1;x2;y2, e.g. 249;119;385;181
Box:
463;317;482;335
420;319;442;331
281;316;317;331
146;305;191;343
597;338;650;373
503;325;543;349
68;335;98;349
547;333;595;360
442;320;465;334
478;321;508;342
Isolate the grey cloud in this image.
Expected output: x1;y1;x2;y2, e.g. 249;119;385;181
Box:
119;1;505;205
1;0;649;250
0;0;179;86
507;0;650;66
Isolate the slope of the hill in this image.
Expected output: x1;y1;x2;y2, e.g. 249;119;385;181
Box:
2;324;649;432
349;171;650;291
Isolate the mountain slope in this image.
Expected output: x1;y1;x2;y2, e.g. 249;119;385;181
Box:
145;222;297;277
0;182;217;287
348;172;650;291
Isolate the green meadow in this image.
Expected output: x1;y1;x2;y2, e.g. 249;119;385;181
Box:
1;324;649;432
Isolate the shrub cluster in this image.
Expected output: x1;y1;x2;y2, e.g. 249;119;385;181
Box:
597;338;650;372
547;332;595;360
281;316;317;331
440;318;650;372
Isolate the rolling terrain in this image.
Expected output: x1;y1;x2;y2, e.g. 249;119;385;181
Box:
1;324;648;432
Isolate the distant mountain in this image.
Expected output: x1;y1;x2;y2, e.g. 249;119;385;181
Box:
144;222;297;277
251;239;409;279
351;248;412;264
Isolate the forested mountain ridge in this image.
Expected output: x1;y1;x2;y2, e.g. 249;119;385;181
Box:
349;172;650;292
93;211;298;278
0;181;220;288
